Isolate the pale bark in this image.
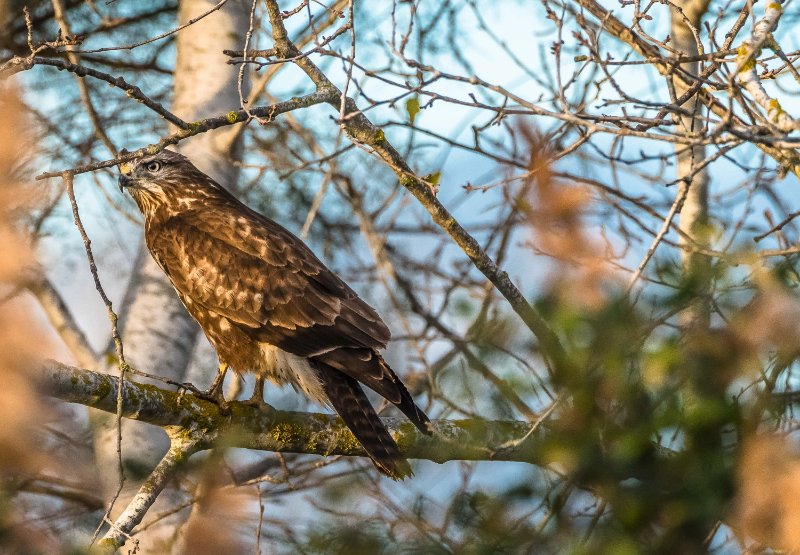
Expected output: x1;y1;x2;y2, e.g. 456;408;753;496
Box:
172;0;248;184
91;1;249;551
670;0;711;329
736;1;798;131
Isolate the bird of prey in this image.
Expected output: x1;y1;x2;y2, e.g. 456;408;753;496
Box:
118;149;430;479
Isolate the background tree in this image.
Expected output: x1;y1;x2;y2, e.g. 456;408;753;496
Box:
3;0;800;552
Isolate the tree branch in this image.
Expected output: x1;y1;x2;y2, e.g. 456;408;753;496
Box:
735;0;798;131
262;0;567;369
3;56;188;130
96;433;201;554
26;275;98;369
42;360;544;465
43;358;547;551
34;90;334;180
574;0;800;176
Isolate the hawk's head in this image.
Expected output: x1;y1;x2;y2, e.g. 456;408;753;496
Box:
118;149;191;193
118;149;218;215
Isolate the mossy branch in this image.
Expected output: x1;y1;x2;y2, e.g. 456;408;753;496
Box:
42;360;545;465
44;360;546;553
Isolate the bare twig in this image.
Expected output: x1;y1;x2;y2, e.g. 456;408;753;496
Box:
50;0;116;154
262;0;567;370
35;91;333;180
2;56;188;129
63;172;129;538
72;0;230;54
574;0;800;175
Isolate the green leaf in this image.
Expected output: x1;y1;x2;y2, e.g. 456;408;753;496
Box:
424;171;441;186
405;96;420;124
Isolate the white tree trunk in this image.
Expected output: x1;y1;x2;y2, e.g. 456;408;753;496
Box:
172;0;248;184
92;1;249;551
671;0;711;329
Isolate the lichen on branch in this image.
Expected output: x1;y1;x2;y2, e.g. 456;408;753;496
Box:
42;360;545;465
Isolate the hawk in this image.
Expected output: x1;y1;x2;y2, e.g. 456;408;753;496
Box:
118;149;430;479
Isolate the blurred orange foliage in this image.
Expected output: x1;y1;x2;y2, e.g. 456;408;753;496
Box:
0;85;55;550
177;465;251;554
520;128;613;309
737;435;800;551
0;86;47;470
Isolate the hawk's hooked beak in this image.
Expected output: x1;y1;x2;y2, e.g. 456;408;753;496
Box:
118;174;133;194
118;153;135;194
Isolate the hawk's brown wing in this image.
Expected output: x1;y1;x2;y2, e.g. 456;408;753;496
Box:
147;195;430;435
147;199;390;358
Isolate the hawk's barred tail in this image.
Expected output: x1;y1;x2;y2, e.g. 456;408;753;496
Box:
375;354;432;436
315;365;413;480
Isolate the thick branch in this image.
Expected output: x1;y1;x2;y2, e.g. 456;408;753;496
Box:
42;360;544;465
670;0;711;328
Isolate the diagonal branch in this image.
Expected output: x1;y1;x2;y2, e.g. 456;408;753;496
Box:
734;0;798;131
26;274;98;369
3;56;189;130
29;1;567;369
262;0;567;369
95;434;201;555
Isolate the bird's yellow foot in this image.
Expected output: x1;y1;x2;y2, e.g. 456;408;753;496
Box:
198;387;231;415
242;376;275;414
176;380;230;415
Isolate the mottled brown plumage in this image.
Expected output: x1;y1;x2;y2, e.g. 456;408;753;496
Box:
118;149;430;479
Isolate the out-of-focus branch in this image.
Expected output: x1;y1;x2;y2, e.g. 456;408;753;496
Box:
17;478;104;511
262;0;567;370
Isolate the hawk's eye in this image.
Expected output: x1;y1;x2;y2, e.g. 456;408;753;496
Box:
145;161;162;173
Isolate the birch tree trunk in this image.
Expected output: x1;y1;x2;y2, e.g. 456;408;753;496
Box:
91;1;249;550
671;0;712;329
